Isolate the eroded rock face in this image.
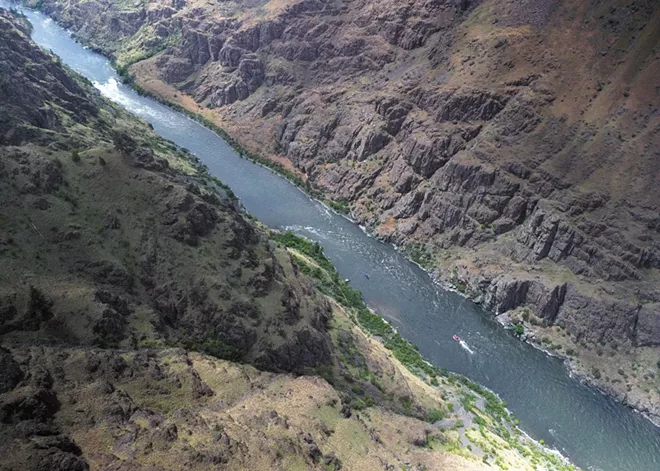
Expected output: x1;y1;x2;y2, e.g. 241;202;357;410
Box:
636;305;660;347
439;259;658;353
0;12;96;145
32;0;660;291
0;348;23;394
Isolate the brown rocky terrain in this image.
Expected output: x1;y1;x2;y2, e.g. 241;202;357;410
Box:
0;8;578;470
27;0;660;419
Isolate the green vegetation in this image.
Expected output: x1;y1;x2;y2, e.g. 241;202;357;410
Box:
180;337;242;362
426;408;445;423
271;231;444;380
406;243;434;269
325;198;351;215
513;323;524;336
450;267;467;293
115;25;181;71
271;231;334;272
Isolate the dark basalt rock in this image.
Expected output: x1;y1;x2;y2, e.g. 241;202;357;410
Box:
31;435;89;471
93;308;128;346
238;55;265;92
635;305;660;347
81;261;132;290
95;290;131;317
323;452;342;470
22;287;54;331
0;347;23;394
2;388;60;424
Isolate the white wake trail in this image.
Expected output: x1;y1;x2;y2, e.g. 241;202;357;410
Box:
459;340;474;355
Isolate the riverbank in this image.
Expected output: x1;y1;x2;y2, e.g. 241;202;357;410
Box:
123;60;353;215
424;249;660;425
392;235;660;426
270;230;579;470
118;59;660;426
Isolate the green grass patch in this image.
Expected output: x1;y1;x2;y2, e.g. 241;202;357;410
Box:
426;408;446;423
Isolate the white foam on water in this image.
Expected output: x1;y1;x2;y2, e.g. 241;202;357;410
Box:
94;78;136;107
459;340;474;355
93;78;169;124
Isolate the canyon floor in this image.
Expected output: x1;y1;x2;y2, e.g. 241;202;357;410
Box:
0;8;579;470
28;0;660;421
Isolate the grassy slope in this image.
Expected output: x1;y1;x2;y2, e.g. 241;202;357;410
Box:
272;231;577;471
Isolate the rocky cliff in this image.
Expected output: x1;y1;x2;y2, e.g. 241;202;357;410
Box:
0;8;579;470
27;0;660;418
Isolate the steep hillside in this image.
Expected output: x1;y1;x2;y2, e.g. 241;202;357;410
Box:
27;0;660;418
0;9;577;471
0;6;333;373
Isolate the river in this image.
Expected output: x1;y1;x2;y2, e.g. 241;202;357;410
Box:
5;3;660;470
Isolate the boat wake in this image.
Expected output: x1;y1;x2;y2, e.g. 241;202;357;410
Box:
459;340;474;354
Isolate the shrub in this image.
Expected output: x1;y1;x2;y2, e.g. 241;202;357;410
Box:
71;149;81;162
426;408;445;423
592;367;602;380
513;324;524;336
454;280;467;293
473;415;487;427
326;199;350;214
182;337;241;362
